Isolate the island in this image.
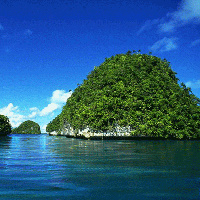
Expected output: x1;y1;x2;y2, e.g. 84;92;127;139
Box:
46;51;200;139
12;120;41;134
0;115;12;136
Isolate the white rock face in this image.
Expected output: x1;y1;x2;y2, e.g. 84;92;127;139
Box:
48;122;133;138
49;131;58;136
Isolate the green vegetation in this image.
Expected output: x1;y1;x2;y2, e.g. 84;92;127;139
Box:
46;115;61;133
0;115;12;136
48;51;200;139
12;120;41;134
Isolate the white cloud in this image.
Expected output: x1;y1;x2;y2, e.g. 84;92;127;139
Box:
0;103;25;127
159;0;200;32
30;107;39;111
0;89;72;130
138;0;200;34
41;124;47;133
150;37;178;52
191;39;200;46
37;90;72;130
174;0;200;21
28;107;40;118
39;103;59;116
51;90;72;104
39;90;72;116
186;80;200;88
137;19;160;35
0;103;18;114
27;90;72;118
28;111;38;118
159;20;177;33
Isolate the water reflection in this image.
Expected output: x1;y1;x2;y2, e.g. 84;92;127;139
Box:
0;136;12;149
0;136;12;171
0;135;200;199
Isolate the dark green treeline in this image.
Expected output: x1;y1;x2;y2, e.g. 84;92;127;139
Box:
47;51;200;139
12;120;41;134
0;115;12;135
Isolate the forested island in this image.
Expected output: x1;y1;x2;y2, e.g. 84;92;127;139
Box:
48;51;199;139
0;115;12;136
12;120;41;134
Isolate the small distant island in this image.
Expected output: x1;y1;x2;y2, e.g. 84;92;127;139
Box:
0;115;12;136
12;120;41;134
46;51;200;139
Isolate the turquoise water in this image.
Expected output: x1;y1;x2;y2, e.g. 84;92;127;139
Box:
0;134;200;199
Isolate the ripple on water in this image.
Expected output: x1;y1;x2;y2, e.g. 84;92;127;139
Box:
0;135;200;199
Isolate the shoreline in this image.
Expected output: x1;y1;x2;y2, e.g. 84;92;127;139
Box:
48;129;200;140
64;134;200;140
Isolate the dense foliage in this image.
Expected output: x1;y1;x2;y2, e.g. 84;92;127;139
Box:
12;120;41;134
46;115;61;133
50;51;200;139
0;115;12;135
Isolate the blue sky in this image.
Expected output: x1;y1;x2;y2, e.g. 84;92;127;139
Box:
0;0;200;132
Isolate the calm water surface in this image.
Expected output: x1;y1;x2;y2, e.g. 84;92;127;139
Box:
0;134;200;200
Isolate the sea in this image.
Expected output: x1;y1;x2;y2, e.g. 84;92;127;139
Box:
0;134;200;200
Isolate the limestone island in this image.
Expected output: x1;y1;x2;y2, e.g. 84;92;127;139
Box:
46;51;200;140
12;120;41;134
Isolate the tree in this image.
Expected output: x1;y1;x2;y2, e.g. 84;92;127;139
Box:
48;51;200;139
46;115;61;133
12;120;41;134
0;115;12;136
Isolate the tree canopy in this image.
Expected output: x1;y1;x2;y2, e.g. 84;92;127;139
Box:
12;120;41;134
46;115;61;133
48;51;200;139
0;115;12;136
